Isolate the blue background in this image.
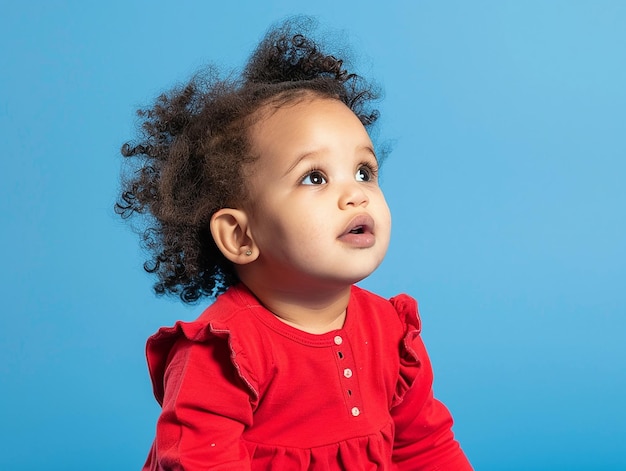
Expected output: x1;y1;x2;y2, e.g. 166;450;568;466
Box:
1;1;624;469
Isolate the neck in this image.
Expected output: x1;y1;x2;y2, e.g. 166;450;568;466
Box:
240;277;352;335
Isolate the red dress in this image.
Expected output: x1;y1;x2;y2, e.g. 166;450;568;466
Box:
142;284;472;470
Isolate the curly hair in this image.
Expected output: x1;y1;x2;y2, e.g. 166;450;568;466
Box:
115;17;382;303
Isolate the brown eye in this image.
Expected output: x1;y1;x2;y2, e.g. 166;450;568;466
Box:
302;171;326;185
355;166;372;182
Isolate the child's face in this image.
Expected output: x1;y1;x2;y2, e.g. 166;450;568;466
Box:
243;96;391;291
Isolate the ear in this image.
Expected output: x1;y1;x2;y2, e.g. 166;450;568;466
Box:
210;208;258;265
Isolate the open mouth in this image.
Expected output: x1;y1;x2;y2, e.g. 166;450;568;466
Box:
340;215;376;248
340;214;375;240
342;214;374;236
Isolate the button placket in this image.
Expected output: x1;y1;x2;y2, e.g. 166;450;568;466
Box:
331;334;363;418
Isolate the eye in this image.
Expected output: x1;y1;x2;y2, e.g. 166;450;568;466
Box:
355;164;377;182
301;170;327;185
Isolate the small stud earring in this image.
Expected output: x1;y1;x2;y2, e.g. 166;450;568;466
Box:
245;250;252;256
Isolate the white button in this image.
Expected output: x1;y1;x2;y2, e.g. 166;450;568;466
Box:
343;368;353;378
351;407;360;417
334;335;343;345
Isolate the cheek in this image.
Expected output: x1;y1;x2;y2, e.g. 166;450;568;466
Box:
375;196;392;229
250;203;314;247
385;208;392;233
280;209;327;244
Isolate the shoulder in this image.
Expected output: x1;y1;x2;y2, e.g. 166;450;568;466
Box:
145;284;270;405
350;285;421;335
148;284;263;343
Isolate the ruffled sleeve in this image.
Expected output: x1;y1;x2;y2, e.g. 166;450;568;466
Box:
142;318;259;471
389;294;422;409
146;320;259;406
389;294;473;470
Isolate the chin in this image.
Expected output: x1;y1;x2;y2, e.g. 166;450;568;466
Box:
339;266;380;286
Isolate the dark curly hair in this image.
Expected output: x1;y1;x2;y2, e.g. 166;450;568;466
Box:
115;17;382;303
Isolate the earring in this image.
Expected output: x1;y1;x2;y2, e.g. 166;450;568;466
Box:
245;250;252;256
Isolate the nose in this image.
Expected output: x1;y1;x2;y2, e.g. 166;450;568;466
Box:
338;182;369;209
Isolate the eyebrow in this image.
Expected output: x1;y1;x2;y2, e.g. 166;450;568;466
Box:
282;145;377;178
363;146;378;160
282;151;318;178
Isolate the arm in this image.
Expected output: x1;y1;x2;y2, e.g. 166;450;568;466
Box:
391;336;472;470
147;337;254;471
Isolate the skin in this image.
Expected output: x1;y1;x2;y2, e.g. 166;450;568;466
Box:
215;96;392;334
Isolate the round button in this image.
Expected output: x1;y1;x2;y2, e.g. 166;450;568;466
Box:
351;407;360;417
334;335;343;345
343;368;353;378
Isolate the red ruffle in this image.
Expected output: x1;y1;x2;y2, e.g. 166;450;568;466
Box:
389;294;423;409
146;319;259;406
243;420;395;470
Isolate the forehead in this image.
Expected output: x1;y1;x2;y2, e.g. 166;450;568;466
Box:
248;96;371;157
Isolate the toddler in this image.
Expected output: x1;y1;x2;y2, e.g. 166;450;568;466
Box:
117;18;472;471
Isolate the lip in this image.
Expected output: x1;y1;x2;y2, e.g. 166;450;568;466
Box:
338;214;376;248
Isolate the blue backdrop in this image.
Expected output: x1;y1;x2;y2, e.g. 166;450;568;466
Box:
1;1;624;470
